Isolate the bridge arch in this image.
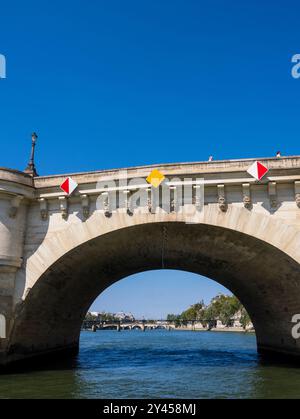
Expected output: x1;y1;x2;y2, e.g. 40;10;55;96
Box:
21;205;300;290
7;207;300;363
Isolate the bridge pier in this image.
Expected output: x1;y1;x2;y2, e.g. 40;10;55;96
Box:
0;172;32;364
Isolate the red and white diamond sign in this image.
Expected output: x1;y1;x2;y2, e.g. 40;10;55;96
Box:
247;161;269;181
60;177;78;195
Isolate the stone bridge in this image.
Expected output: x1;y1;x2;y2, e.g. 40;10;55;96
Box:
0;156;300;366
83;321;172;331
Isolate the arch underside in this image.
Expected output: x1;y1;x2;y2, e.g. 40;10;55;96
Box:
7;222;300;363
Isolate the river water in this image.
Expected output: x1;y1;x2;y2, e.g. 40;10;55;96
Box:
0;330;300;399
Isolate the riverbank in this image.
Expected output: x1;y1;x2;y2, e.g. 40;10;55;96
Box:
175;326;255;333
84;326;255;333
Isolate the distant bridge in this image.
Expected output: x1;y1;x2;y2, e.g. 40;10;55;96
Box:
81;319;242;332
82;320;175;331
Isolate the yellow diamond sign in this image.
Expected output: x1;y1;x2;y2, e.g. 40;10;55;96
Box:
146;169;165;188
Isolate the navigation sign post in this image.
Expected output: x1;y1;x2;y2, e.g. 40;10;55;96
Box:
247;161;269;181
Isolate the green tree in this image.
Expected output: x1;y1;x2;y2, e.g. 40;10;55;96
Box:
201;294;252;328
180;301;205;321
85;312;95;321
240;307;252;329
167;313;181;327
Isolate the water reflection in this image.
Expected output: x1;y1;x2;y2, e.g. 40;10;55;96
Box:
0;331;300;399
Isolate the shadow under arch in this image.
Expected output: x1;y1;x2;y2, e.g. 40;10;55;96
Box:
7;221;300;364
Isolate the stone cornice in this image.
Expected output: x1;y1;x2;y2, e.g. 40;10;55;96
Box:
1;158;300;200
34;156;300;182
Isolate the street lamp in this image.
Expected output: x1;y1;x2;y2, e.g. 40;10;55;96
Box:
24;132;38;176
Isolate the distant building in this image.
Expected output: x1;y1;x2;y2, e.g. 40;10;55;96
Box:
231;311;242;328
214;311;254;330
90;311;101;317
114;311;135;321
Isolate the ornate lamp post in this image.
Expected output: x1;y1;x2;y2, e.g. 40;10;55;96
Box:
24;132;38;176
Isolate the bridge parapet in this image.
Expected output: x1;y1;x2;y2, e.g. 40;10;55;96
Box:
15;156;300;222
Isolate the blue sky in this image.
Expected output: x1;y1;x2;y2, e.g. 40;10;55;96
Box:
0;1;299;317
90;271;229;319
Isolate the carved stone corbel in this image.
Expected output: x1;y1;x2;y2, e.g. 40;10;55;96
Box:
217;184;227;212
146;188;153;213
242;183;252;210
268;182;277;209
169;186;177;213
38;198;48;220
9;195;23;218
81;194;90;219
295;181;300;209
123;190;133;216
193;185;201;208
102;192;111;217
58;196;68;219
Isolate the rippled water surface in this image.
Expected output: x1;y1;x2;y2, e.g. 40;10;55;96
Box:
1;330;300;399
